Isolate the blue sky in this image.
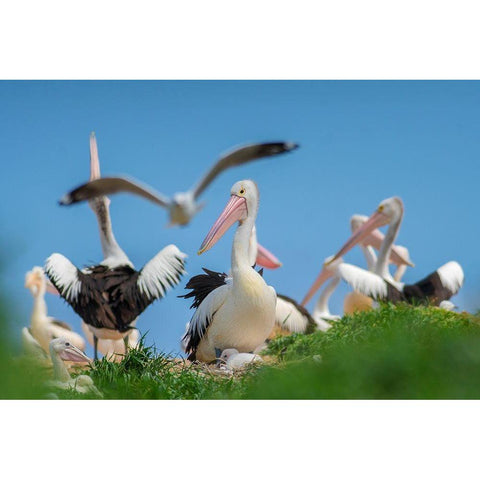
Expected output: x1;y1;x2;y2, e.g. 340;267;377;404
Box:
2;80;479;358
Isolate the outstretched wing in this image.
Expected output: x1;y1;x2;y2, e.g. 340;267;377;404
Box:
59;176;171;208
191;142;299;199
403;261;464;305
179;268;230;359
45;253;121;330
133;244;188;308
337;263;394;300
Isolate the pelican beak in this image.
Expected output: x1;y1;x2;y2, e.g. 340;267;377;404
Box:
60;345;91;364
198;195;247;255
89;132;100;180
45;278;59;295
326;210;390;266
256;243;282;269
301;267;334;306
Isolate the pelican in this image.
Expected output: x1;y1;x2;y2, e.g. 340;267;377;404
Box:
181;180;276;362
217;349;263;370
343;214;414;314
275;221;414;334
82;132;140;361
45;133;187;360
46;337;101;396
24;267;85;354
307;197;464;306
59;141;299;226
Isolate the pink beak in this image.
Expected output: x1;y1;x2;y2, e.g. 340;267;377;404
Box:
256;243;282;269
326;210;411;267
90;132;100;180
60;345;91;363
198;195;248;254
301;267;334;306
45;278;60;296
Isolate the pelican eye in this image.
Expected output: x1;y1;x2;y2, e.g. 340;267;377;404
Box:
65;342;70;347
239;188;245;195
378;205;384;212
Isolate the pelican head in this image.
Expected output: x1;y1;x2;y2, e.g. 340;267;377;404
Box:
25;267;46;297
169;191;198;226
49;337;91;363
350;212;414;267
216;348;239;367
198;179;257;254
327;197;410;267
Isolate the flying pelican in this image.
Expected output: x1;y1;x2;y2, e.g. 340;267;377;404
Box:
58;141;299;227
24;267;85;354
181;180;276;362
45;136;187;360
46;337;101;396
307;197;464;306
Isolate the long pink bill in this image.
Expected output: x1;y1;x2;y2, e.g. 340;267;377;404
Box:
60;345;91;364
198;195;247;255
301;267;334;306
90;132;100;180
327;210;390;266
45;278;60;296
256;243;282;269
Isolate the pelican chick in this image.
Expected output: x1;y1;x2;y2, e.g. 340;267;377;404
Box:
217;349;263;370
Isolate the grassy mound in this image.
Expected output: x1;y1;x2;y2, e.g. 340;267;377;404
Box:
3;304;480;399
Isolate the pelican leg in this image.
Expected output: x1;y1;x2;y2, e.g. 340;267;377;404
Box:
93;335;98;361
123;334;130;355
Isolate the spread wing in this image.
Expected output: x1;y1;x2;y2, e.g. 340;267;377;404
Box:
191;142;298;199
403;261;464;305
59;176;171;208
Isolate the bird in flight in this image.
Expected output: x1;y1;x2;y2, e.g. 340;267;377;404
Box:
59;141;299;226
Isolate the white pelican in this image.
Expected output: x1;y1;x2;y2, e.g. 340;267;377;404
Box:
181;180;276;362
46;337;101;396
24;267;85;354
217;349;263;370
59;141;298;226
309;197;464;306
45;134;187;360
274;225;414;334
343;214;414;314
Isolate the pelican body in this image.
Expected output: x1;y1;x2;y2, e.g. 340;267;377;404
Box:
182;180;276;362
46;133;187;359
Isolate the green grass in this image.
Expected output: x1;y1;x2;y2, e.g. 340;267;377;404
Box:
3;303;480;399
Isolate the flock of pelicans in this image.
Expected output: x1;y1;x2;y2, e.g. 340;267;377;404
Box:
22;133;465;395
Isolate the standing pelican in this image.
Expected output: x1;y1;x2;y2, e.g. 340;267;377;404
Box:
307;197;464;306
45;133;187;360
181;180;276;362
24;267;85;354
59;141;299;226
